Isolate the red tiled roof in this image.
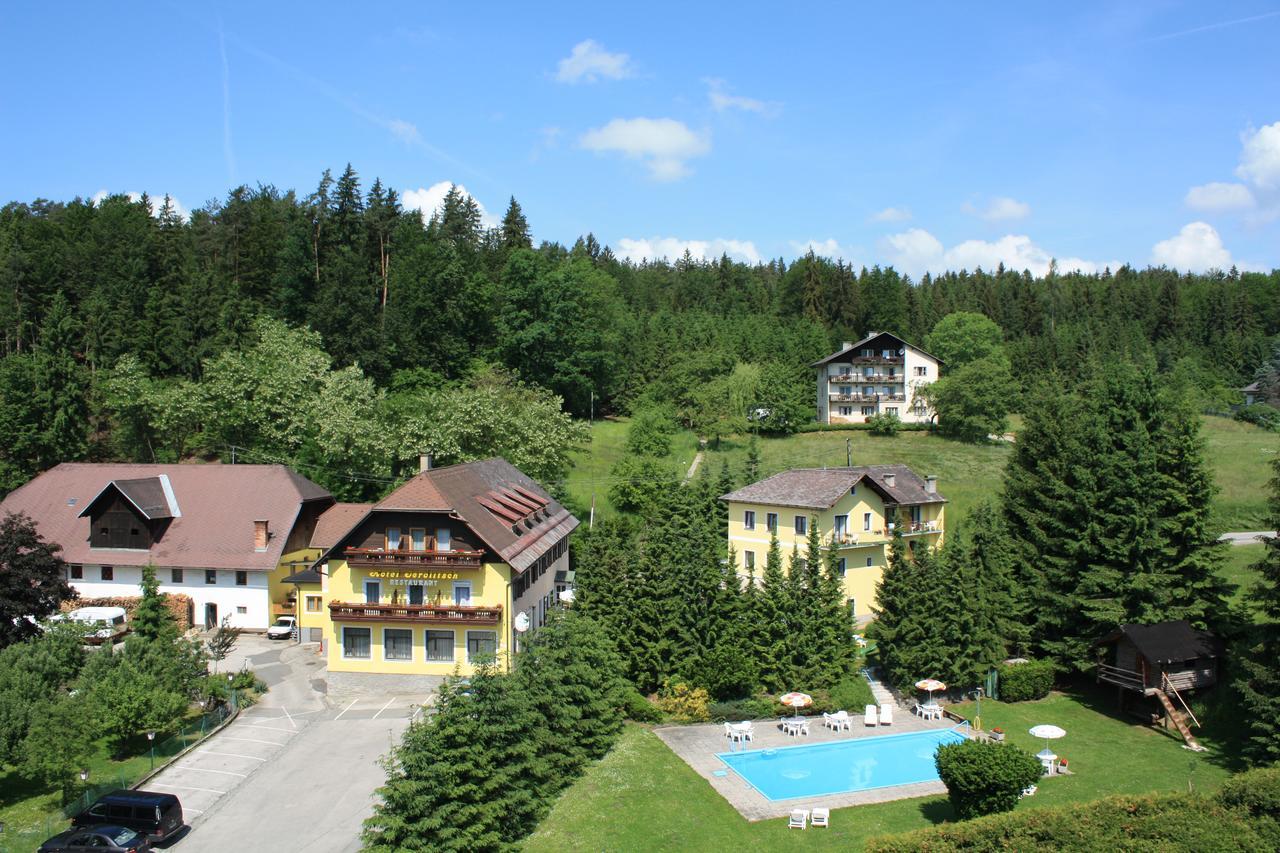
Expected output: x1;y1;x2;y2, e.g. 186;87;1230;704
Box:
0;463;332;571
720;465;946;509
309;502;374;549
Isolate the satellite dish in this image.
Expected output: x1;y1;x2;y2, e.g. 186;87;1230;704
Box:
514;612;531;633
558;588;576;605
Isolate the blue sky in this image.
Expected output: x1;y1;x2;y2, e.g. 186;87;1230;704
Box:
3;1;1280;275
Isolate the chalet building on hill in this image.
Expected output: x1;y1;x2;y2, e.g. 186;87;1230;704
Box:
0;463;334;630
721;464;945;622
813;331;941;425
1095;620;1222;751
289;457;578;692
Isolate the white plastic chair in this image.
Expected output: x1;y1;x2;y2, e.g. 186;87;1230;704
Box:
811;807;830;827
788;809;809;829
864;705;878;726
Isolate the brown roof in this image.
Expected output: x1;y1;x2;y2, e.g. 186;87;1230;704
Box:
810;331;941;367
309;502;374;549
1095;621;1221;664
1;463;332;571
322;458;579;574
81;476;176;520
720;465;946;510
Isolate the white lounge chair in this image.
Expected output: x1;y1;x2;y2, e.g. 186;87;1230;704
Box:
1020;785;1037;798
879;704;893;725
811;807;830;827
864;705;878;726
788;808;809;829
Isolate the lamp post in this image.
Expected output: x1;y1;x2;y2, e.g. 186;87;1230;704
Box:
147;731;156;771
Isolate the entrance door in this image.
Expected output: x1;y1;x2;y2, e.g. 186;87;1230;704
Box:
204;602;217;630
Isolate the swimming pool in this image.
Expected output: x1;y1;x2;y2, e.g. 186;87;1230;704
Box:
717;727;967;801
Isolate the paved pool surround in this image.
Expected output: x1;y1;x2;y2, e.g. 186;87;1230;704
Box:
654;710;957;821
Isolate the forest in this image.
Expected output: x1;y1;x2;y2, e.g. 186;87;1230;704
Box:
1;164;1278;500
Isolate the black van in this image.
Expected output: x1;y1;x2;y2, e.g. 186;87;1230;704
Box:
73;790;184;843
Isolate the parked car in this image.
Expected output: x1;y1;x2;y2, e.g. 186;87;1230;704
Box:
72;790;183;843
39;824;151;851
65;606;129;644
266;615;297;639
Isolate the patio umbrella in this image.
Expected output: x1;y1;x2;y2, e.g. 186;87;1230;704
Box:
1029;724;1066;758
779;691;813;718
915;679;947;704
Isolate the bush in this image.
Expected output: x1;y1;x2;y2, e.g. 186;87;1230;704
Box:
626;406;678;456
997;659;1055;702
1218;766;1280;818
867;411;902;436
685;645;759;701
656;680;710;722
621;687;663;723
934;739;1043;820
708;696;776;722
1235;403;1280;431
828;676;877;711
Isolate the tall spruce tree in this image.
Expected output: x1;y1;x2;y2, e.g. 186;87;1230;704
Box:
754;531;791;690
1235;457;1280;766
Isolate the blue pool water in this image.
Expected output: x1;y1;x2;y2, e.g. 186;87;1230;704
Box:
717;727;967;800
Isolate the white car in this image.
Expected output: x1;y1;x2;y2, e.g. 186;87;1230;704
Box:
266;616;296;640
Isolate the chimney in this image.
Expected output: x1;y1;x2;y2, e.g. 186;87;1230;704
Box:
841;341;853;350
253;520;270;551
419;453;434;474
924;475;937;495
883;472;896;488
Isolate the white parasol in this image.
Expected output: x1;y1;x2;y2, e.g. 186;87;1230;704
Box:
1029;724;1066;758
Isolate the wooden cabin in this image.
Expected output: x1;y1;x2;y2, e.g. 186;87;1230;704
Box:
1095;620;1220;695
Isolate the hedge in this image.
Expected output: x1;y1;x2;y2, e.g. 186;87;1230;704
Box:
934;740;1043;820
997;659;1055;702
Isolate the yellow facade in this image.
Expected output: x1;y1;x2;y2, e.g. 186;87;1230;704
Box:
725;491;944;620
321;558;514;677
268;547;324;617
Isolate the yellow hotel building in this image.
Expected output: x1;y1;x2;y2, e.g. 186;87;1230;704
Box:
285;458;577;692
721;465;945;621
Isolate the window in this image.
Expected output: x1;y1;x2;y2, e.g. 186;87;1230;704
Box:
70;564;83;580
205;569;217;585
863;386;874;396
744;550;755;570
305;595;322;612
743;510;755;530
915;365;928;376
882;349;893;358
794;516;807;535
425;630;454;661
834;514;848;539
342;627;371;659
910;506;922;524
837;558;847;577
436;528;452;552
101;566;114;581
861;406;875;416
170;568;183;584
840;385;852;395
384;629;413;661
848;598;858;622
236;606;247;615
235;570;247;586
467;630;498;662
385;527;402;551
866;557;873;567
766;512;778;532
410;528;426;551
408;585;424;605
365;581;380;604
887;407;898;416
863;366;873;377
863;512;872;531
453;582;471;606
838;406;853;416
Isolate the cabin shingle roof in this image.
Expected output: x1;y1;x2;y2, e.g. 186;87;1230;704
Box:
719;465;945;510
1095;620;1221;664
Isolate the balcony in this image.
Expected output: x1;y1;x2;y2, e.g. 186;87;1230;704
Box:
902;521;941;535
329;601;503;625
343;547;484;569
830;393;876;403
830;373;902;383
849;354;904;366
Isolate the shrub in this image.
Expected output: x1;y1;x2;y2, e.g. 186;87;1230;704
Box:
621;687;663;723
626;405;678;456
1235;403;1280;431
684;644;759;701
828;676;877;711
867;411;901;436
934;739;1043;820
997;659;1055;702
656;680;710;722
708;697;773;722
1218;766;1280;818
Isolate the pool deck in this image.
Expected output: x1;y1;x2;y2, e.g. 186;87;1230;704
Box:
654;712;958;821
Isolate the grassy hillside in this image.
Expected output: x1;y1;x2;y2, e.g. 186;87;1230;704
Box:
1222;543;1267;616
567;415;1276;531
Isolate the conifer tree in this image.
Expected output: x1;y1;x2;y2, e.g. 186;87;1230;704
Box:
1235;458;1280;766
755;531;791;690
499;197;532;252
745;434;761;483
953;501;1024;662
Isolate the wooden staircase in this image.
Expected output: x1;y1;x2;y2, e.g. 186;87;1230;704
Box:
1155;673;1205;752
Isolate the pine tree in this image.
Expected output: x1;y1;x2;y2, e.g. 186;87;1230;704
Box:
755;532;791;690
499;197;532;252
744;434;761;483
1235;457;1280;766
32;293;88;469
955;500;1024;662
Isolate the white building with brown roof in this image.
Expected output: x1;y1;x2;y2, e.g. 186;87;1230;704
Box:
0;463;333;631
813;331;940;424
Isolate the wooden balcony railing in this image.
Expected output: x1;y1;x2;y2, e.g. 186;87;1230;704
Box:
1097;662;1147;692
830;373;902;383
329;601;502;625
849;355;904;365
343;547;484;569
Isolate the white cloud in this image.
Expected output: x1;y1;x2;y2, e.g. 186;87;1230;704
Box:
1150;221;1234;272
387;119;422;144
963;196;1031;222
791;239;857;262
92;190;190;221
580;117;710;181
870;206;912;223
555;39;634;83
1236;121;1280;190
615;236;761;264
401;181;499;229
882;228;1113;278
704;78;776;115
1185;181;1255;212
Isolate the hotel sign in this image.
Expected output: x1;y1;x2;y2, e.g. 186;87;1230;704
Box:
364;570;461;585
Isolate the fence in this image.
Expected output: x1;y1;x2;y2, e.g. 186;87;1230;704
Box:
1;704;233;852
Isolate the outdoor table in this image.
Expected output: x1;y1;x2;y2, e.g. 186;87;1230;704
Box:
921;702;942;720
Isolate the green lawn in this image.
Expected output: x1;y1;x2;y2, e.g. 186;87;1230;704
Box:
1221;543;1266;614
1201;416;1278;531
562;417;701;520
525;687;1237;852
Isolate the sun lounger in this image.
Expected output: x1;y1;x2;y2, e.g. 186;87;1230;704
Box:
864;704;878;726
811;807;830;827
788;808;809;829
879;704;893;725
1020;785;1037;798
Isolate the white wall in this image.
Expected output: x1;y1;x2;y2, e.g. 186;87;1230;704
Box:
69;565;272;630
902;349;938;424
